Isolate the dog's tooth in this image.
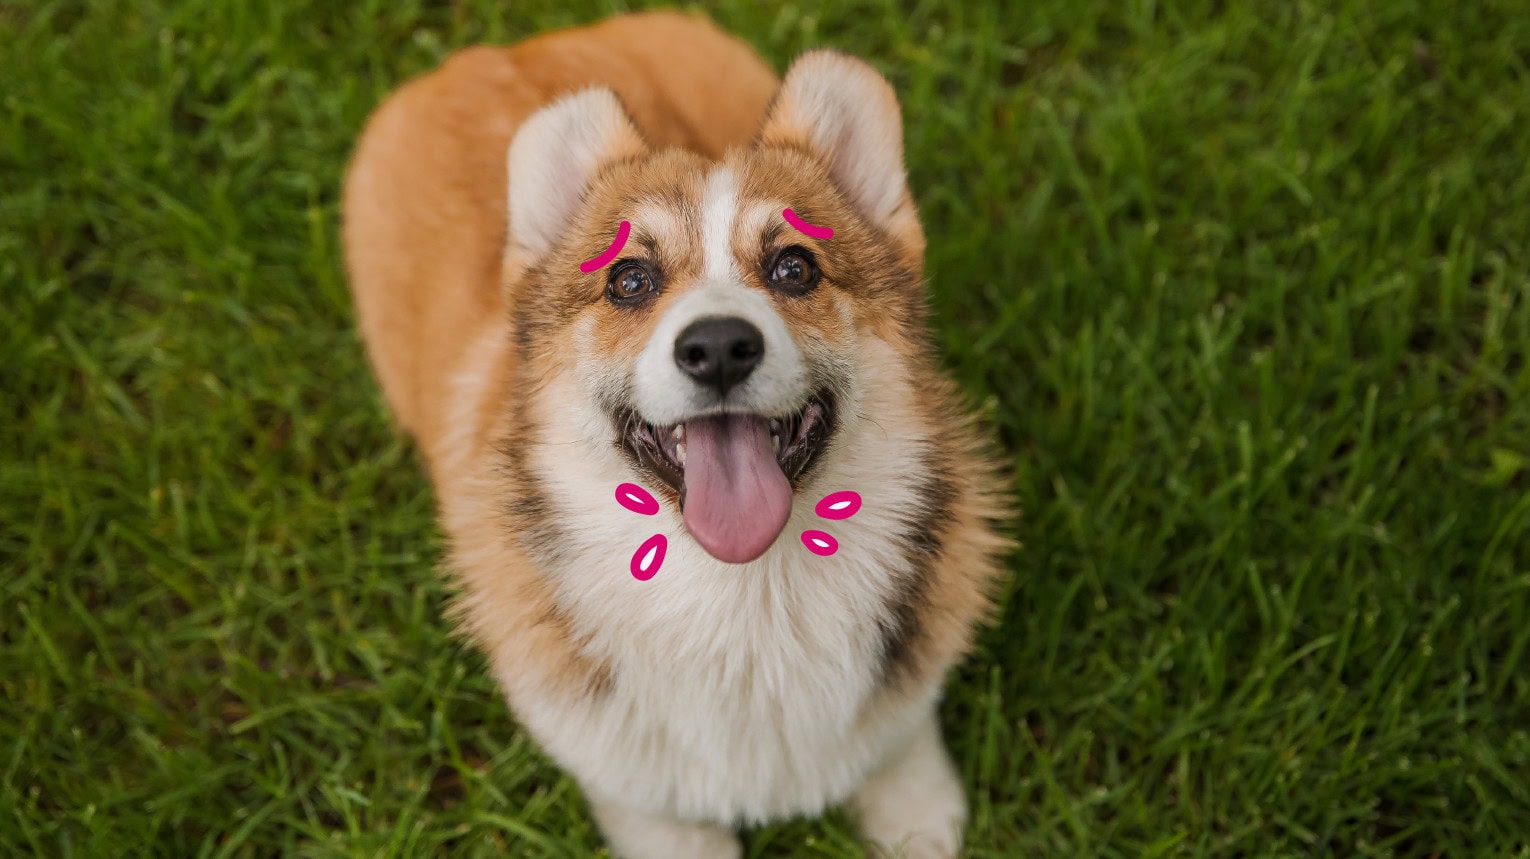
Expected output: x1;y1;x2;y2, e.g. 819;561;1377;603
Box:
772;433;780;454
676;442;686;465
672;425;685;442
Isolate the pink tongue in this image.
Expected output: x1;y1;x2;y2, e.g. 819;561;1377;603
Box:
681;415;793;563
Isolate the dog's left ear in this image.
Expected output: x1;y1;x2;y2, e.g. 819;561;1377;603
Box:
758;51;923;255
506;87;647;262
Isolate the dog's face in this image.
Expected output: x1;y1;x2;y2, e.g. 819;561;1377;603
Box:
503;53;931;565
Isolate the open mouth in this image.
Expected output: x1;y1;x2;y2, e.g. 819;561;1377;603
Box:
620;391;837;495
617;391;838;563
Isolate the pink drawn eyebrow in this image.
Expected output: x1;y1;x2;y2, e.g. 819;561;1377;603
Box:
783;208;834;239
580;220;631;273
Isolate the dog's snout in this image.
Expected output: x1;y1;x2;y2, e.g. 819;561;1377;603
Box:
673;316;765;396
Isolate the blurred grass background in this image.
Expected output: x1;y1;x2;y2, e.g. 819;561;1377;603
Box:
4;0;1529;855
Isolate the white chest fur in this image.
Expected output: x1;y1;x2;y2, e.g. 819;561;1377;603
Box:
503;365;938;824
505;516;936;824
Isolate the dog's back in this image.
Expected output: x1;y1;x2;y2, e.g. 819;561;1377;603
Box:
341;12;777;475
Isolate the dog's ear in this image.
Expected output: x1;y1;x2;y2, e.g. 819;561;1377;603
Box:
758;51;921;253
506;88;646;261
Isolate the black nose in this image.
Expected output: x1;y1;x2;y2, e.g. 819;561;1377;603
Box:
673;316;765;396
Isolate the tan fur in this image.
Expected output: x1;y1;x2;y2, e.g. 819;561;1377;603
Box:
343;12;1013;858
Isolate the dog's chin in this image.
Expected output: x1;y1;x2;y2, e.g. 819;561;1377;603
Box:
615;389;838;507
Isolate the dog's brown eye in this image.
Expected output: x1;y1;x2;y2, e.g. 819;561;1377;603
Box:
607;263;657;305
767;247;819;294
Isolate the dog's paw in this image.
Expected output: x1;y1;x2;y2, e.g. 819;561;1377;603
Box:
851;714;968;859
588;795;741;859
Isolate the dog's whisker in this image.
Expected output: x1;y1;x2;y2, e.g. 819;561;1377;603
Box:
854;409;891;442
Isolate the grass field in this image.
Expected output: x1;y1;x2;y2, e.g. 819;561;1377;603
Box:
5;0;1530;855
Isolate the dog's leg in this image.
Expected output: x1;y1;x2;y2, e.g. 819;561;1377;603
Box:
588;794;741;859
850;709;968;859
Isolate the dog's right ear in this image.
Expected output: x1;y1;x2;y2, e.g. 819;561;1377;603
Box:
506;88;646;262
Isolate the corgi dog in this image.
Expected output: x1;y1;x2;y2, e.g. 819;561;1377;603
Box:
341;11;1011;859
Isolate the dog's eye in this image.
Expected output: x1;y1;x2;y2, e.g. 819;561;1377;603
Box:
607;263;657;305
767;247;819;294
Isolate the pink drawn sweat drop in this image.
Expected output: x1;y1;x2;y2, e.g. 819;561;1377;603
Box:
615;482;660;516
630;533;668;581
801;529;839;556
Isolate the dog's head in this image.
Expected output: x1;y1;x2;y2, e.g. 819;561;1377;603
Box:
503;52;933;566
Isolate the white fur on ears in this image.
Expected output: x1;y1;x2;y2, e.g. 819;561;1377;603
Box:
506;88;642;259
763;52;910;226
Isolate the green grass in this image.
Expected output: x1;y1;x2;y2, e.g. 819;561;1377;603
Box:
4;0;1529;855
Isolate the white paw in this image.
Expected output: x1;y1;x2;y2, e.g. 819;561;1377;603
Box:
588;795;741;859
851;714;968;859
